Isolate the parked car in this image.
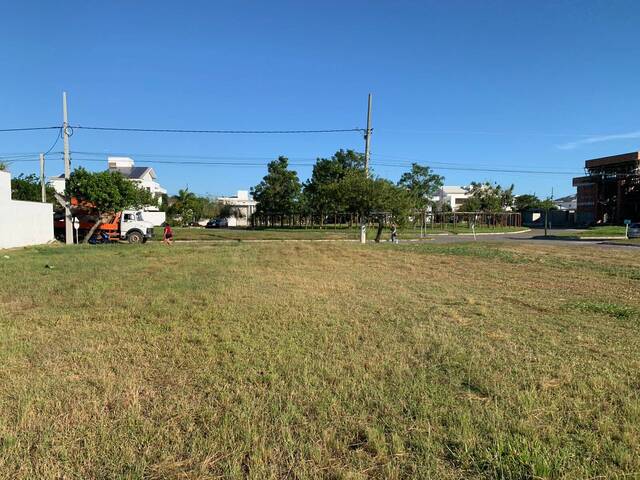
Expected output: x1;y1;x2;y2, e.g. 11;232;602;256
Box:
628;223;640;239
205;218;229;229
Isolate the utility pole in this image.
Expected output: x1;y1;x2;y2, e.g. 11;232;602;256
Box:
364;93;372;177
39;153;46;202
360;94;373;244
63;92;73;245
544;187;554;237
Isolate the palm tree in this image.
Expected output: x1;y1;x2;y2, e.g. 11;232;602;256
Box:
170;188;198;225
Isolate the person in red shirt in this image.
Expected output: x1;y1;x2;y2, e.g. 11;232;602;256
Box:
163;223;174;245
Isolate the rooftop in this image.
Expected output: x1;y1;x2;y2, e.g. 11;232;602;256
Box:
113;166;155;180
585;151;640;170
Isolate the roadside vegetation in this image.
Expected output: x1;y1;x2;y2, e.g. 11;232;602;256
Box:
0;242;638;478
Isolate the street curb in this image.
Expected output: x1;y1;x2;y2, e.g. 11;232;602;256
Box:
456;229;531;236
576;236;628;241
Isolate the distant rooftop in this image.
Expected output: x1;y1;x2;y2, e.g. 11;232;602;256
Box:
107;156;156;180
114;166;154;180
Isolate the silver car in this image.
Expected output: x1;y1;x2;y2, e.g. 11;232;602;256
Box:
628;223;640;239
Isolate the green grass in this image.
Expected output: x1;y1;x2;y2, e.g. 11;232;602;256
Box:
0;242;639;478
154;225;524;242
154;226;357;241
557;225;628;239
608;238;640;246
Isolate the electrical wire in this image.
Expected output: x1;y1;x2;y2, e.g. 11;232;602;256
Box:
0;126;61;133
71;125;365;134
61;156;583;175
70;150;319;161
63;150;582;173
43;127;63;156
5;149;587;175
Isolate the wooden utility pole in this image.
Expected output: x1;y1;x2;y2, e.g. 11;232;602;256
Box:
39;153;46;202
62;92;73;245
360;94;373;244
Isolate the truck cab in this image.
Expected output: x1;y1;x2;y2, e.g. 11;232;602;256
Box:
119;210;155;243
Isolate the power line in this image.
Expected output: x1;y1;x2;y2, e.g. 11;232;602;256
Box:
61;150;580;172
43;127;63;156
371;153;583;173
71;125;365;134
374;128;596;137
0;126;60;133
5;149;585;175
70;150;319;161
58;156;583;175
11;153;583;174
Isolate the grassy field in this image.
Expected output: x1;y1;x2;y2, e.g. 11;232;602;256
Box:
557;225;629;238
1;241;639;479
608;238;640;245
153;225;525;242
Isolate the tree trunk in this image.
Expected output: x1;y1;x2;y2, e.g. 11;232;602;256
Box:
374;217;384;243
83;215;103;244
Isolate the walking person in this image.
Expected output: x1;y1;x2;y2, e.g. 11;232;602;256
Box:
163;223;174;246
390;224;398;244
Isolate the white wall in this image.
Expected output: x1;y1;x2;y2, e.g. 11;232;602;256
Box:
0;171;54;249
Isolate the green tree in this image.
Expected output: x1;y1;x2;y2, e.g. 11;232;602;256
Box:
252;156;302;216
460;182;515;212
514;194;542;211
0;162;6;171
168;189;199;225
539;197;557;211
10;174;56;202
397;163;444;211
201;197;223;220
338;171;413;241
303;149;365;219
66;167;155;243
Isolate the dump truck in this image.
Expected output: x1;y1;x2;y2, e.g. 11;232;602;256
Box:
54;207;155;244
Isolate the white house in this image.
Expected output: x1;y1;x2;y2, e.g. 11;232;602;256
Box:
49;156;167;226
554;194;577;211
217;190;258;226
0;170;53;249
433;186;471;211
106;157;167;200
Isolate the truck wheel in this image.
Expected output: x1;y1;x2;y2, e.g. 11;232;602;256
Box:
127;231;143;244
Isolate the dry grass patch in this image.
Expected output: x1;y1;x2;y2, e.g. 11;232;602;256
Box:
0;241;639;479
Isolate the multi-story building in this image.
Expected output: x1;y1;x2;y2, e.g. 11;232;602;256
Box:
572;152;640;224
217;190;258;226
433;186;471;211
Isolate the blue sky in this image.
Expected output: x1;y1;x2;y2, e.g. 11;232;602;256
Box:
1;0;639;197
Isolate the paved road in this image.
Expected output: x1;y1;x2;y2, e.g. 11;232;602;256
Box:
416;228;638;249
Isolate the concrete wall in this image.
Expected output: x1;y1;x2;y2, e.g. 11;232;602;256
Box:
0;171;54;249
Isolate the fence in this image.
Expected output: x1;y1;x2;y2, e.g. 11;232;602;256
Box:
250;211;522;230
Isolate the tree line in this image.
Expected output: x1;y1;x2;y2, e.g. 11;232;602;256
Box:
251;149;445;224
250;149;556;223
5;156;556;229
